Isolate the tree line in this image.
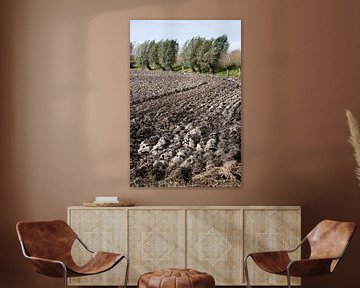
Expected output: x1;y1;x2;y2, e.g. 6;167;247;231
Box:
131;39;179;71
131;35;241;76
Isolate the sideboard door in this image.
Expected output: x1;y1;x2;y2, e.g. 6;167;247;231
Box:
187;209;243;285
243;208;301;286
128;209;186;284
68;208;127;286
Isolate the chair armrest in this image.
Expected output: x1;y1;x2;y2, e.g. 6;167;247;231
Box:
26;255;65;265
287;258;336;277
76;236;94;253
247;250;290;258
245;237;306;259
286;237;307;253
26;255;67;278
19;240;67;277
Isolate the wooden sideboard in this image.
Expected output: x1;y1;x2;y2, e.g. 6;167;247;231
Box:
67;206;301;286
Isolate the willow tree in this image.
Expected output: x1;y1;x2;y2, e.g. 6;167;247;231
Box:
135;41;152;70
182;35;229;73
158;39;179;71
181;37;203;72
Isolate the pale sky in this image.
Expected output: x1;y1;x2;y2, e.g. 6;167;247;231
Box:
130;20;241;51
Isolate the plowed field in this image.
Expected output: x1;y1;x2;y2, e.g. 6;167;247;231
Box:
130;70;241;187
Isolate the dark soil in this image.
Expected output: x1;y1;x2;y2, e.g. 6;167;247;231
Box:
130;70;241;187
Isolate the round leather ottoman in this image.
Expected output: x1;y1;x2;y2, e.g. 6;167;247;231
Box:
138;268;215;288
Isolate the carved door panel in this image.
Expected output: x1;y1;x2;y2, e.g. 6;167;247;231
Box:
187;209;243;285
68;208;127;286
128;209;186;284
243;209;301;286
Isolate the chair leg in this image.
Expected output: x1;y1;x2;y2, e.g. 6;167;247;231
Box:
286;269;291;288
244;255;252;288
62;264;68;288
123;255;130;288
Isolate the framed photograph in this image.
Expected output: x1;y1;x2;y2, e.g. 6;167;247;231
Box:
130;20;241;187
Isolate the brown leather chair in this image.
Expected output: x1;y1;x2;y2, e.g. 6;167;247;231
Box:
244;220;356;288
16;220;129;288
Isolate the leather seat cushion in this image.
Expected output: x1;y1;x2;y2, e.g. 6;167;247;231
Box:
138;268;215;288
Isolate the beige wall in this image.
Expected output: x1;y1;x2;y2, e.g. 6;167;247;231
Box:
1;0;360;287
